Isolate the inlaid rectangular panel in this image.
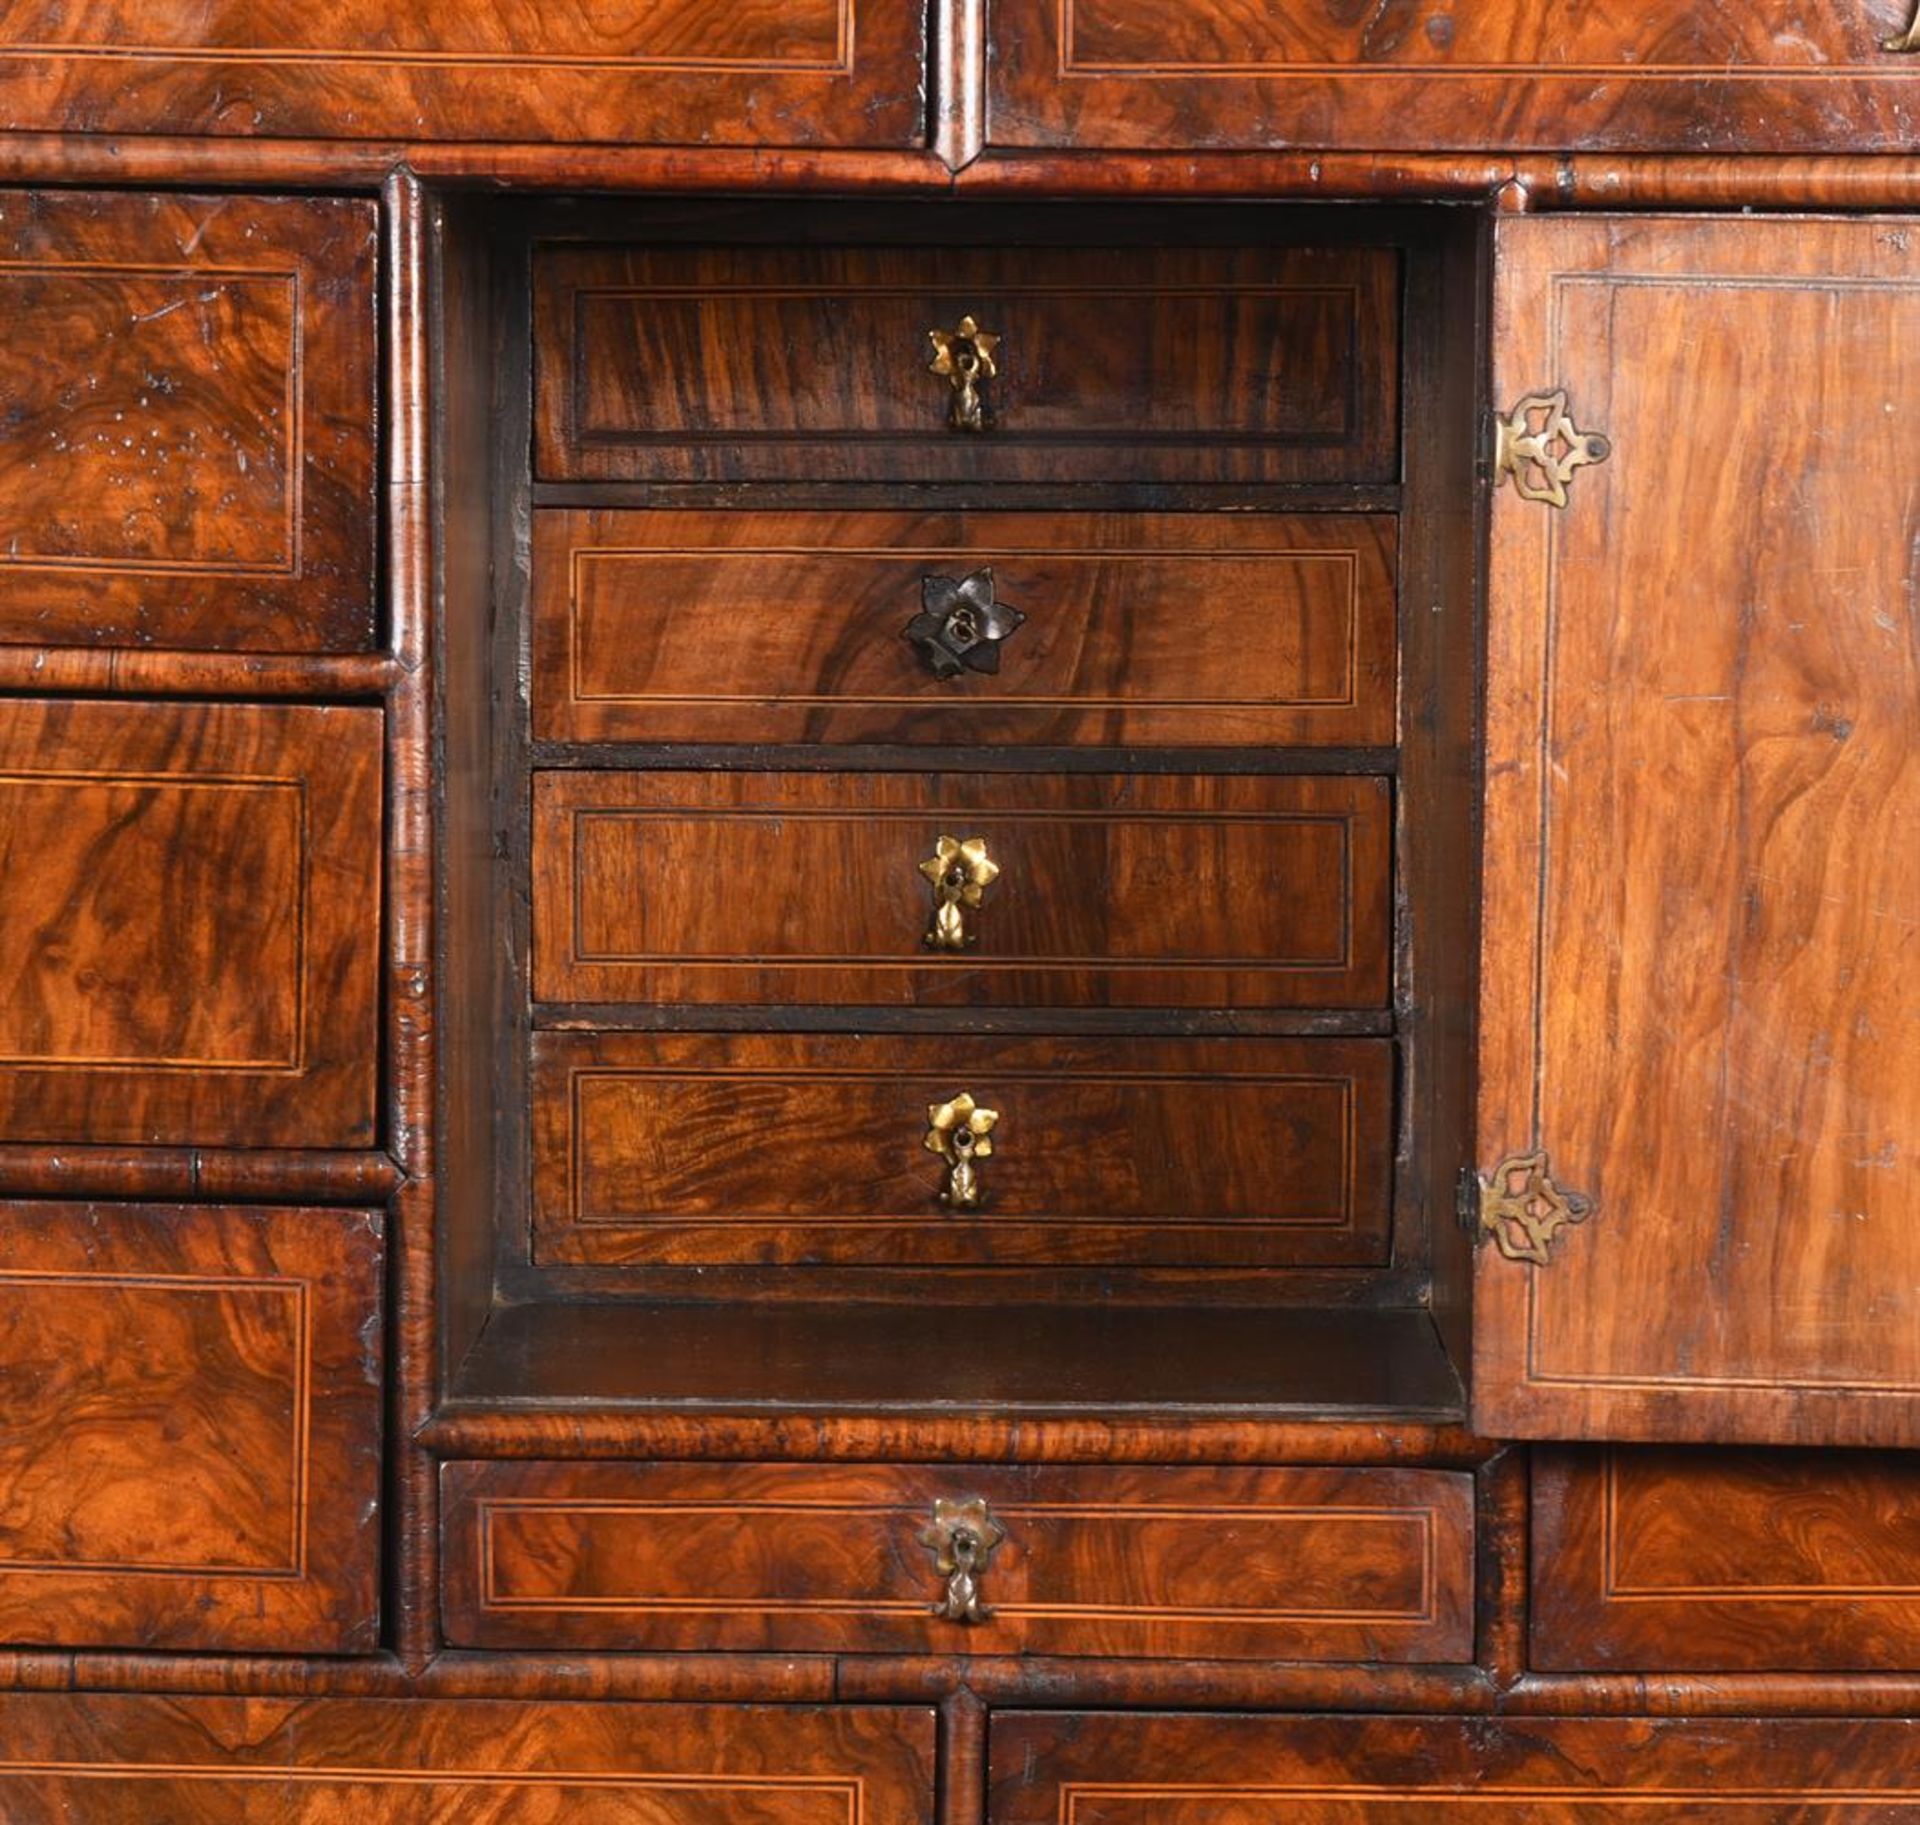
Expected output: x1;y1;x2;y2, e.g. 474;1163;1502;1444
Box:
532;770;1391;1009
0;190;375;652
443;1462;1474;1662
1533;1447;1920;1671
0;698;382;1147
0;1694;935;1823
989;1714;1920;1825
988;0;1920;154
535;243;1400;484
0;2;925;146
532;510;1398;748
1475;215;1920;1448
532;1032;1392;1267
0;1201;381;1654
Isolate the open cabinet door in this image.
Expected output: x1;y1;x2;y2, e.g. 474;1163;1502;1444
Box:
1473;214;1920;1447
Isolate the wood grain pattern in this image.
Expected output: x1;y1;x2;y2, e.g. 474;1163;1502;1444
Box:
989;1712;1920;1824
0;698;381;1147
442;1461;1474;1662
1474;214;1920;1448
0;2;925;148
0;190;375;652
531;510;1397;748
531;1031;1392;1267
0;1201;380;1654
532;770;1391;1009
988;0;1920;154
1533;1447;1920;1672
0;1692;935;1822
534;243;1400;483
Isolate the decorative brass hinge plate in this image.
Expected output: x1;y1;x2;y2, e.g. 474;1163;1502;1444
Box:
1493;390;1611;508
1477;1150;1595;1265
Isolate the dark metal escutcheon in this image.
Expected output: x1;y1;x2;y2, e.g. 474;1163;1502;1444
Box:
904;568;1025;680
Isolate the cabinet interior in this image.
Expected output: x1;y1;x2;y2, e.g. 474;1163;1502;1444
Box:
436;197;1488;1425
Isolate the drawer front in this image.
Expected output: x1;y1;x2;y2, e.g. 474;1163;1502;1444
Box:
442;1463;1475;1661
0;5;925;146
989;1714;1920;1825
533;510;1397;748
534;244;1400;484
988;0;1920;154
532;771;1391;1009
0;1695;935;1823
0;1202;381;1654
0;698;382;1147
0;191;375;652
532;1032;1392;1267
1533;1446;1920;1671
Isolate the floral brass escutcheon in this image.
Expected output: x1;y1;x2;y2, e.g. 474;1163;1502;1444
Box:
925;1091;999;1208
1479;1150;1595;1265
926;314;999;431
918;1496;1005;1624
919;833;998;950
1494;389;1612;508
903;567;1025;680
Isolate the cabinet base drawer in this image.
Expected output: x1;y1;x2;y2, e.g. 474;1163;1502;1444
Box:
441;1461;1474;1661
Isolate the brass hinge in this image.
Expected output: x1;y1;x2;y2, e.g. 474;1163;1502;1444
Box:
1475;1150;1595;1265
1493;390;1611;508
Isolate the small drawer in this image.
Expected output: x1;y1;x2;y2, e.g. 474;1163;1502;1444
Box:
532;510;1397;748
0;190;376;652
442;1462;1475;1661
531;770;1391;1009
532;1031;1392;1268
534;243;1400;485
0;1201;382;1654
1533;1447;1920;1671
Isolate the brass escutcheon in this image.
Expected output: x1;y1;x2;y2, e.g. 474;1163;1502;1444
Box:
925;1091;1000;1209
926;314;1000;432
920;834;997;950
919;1497;1005;1624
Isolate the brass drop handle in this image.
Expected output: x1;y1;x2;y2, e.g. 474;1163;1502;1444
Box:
903;568;1025;679
1887;2;1920;50
919;1497;1005;1624
925;1091;999;1208
926;314;999;432
920;834;997;950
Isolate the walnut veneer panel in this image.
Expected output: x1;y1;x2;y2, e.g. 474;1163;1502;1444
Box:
531;1032;1392;1267
0;2;924;146
532;511;1398;748
0;1694;935;1823
988;0;1920;153
0;698;381;1147
534;244;1400;484
1475;215;1920;1448
0;190;375;652
443;1462;1473;1662
532;770;1391;1009
0;1201;381;1653
1533;1447;1920;1671
990;1714;1920;1824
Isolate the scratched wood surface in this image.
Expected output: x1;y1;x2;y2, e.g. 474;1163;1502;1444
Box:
531;770;1391;1009
1475;215;1920;1448
988;0;1920;153
0;1201;382;1654
0;189;376;651
0;1693;937;1823
442;1461;1474;1662
0;1;925;146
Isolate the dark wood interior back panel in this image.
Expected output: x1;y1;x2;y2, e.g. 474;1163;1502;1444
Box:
534;244;1400;483
443;1461;1473;1662
1533;1446;1920;1672
987;0;1920;153
0;190;376;652
0;1201;381;1654
0;3;925;146
0;1693;936;1823
0;698;382;1147
531;770;1392;1008
990;1713;1920;1825
532;510;1398;748
531;1031;1392;1267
